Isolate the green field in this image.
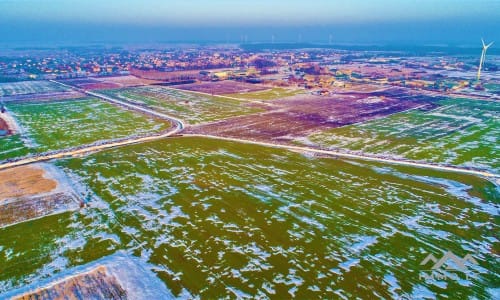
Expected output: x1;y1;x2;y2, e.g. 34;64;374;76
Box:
304;98;499;172
1;137;496;299
0;98;170;161
100;86;264;124
225;87;305;100
0;81;68;96
0;135;32;160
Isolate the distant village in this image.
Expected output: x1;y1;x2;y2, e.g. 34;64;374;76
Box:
0;46;498;95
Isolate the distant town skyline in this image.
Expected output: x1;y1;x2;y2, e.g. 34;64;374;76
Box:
0;0;499;45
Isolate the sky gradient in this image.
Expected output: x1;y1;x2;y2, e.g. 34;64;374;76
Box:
0;0;499;45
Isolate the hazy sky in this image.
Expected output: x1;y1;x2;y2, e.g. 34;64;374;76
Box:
0;0;499;45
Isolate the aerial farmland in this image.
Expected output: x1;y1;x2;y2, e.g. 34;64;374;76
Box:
0;42;498;299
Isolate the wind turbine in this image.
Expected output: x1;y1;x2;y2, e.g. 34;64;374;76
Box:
477;38;494;81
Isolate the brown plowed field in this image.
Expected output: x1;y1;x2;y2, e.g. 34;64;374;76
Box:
0;193;77;227
0;165;79;227
0;165;57;200
186;91;436;142
13;266;126;300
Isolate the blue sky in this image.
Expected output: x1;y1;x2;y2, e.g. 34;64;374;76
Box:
0;0;498;45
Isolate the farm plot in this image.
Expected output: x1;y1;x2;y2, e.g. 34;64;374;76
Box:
100;75;164;87
186;92;433;142
60;75;163;90
0;199;124;294
0;163;79;228
0;135;32;161
332;83;389;94
1;97;170;160
58;77;120;90
100;86;264;124
305;98;500;172
34;137;497;299
0;90;85;103
2;252;175;299
224;87;305;100
0;81;69;97
176;80;269;95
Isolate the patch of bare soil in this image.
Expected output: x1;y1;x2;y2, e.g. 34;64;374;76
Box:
13;266;127;300
0;165;57;200
186;92;433;142
0;193;76;227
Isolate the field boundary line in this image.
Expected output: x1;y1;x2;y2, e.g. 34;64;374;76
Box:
182;134;500;179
